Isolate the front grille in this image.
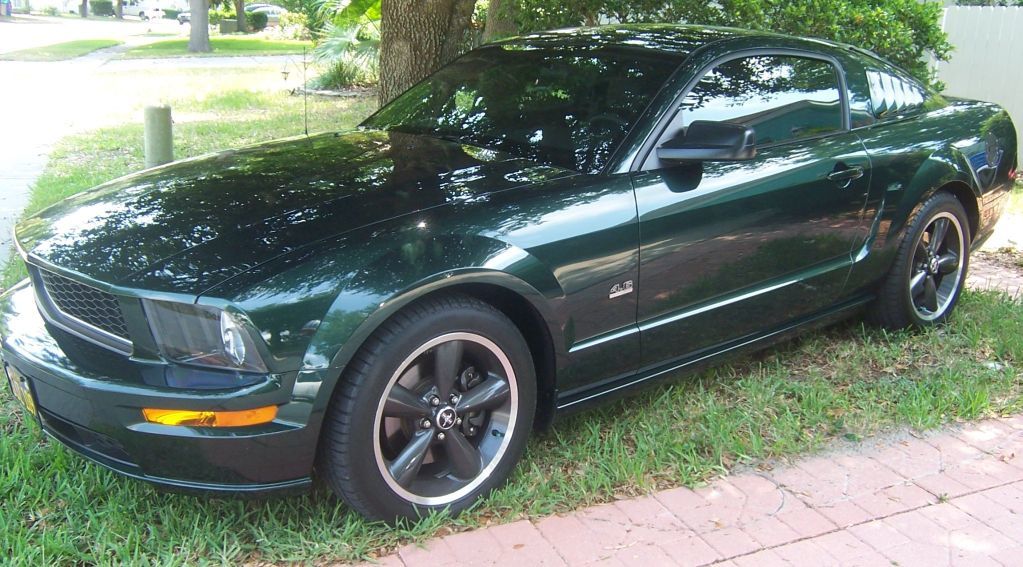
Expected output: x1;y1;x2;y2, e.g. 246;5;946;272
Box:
38;270;130;340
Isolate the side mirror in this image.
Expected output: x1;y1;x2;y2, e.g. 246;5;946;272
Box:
656;120;756;162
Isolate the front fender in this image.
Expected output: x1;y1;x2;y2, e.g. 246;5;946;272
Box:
298;229;565;413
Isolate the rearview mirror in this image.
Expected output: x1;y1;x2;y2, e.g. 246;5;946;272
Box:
656;121;756;162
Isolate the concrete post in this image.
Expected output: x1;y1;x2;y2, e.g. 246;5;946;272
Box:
144;105;173;168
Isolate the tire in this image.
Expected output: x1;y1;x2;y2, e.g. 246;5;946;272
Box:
868;191;971;329
319;293;536;522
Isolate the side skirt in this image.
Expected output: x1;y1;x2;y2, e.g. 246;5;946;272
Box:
553;294;874;417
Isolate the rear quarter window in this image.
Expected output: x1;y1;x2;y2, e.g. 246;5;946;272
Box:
865;68;927;120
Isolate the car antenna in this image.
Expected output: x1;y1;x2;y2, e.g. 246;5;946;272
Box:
298;46;306;136
303;47;309;136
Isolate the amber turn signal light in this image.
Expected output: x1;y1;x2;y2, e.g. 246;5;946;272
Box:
142;405;278;427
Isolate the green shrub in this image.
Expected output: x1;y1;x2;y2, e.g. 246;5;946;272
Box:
163;8;179;19
311;57;375;89
90;0;114;16
312;22;379;88
41;5;59;15
517;0;951;84
249;10;268;31
278;11;310;39
209;6;234;25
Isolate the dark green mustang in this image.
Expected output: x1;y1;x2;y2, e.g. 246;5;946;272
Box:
1;25;1017;521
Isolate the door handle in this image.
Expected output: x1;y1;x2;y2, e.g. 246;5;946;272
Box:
827;165;864;186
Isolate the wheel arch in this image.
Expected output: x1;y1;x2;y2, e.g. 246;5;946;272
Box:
439;282;558;431
940;180;981;242
884;146;981;251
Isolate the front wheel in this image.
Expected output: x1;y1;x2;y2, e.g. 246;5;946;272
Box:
319;294;536;522
868;191;971;329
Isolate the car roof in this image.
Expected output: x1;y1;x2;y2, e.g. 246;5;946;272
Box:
496;24;848;62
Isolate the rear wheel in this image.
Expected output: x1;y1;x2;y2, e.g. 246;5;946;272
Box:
869;192;970;329
319;294;536;521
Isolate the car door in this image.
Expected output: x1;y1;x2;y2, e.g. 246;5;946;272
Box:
631;52;872;367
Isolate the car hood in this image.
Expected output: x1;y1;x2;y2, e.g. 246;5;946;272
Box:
15;129;572;296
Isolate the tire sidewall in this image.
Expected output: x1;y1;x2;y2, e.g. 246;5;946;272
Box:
334;303;536;520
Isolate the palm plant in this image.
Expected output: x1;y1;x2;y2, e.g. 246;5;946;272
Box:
310;0;381;88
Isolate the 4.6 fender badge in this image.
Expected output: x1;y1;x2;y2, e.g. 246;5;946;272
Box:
609;280;634;299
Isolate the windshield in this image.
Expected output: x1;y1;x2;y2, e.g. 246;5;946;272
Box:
363;45;680;173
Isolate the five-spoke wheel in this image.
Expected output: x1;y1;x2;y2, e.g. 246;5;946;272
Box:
908;212;965;321
320;294;535;521
375;332;518;506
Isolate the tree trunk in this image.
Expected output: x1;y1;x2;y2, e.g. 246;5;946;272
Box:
233;0;246;32
79;0;87;17
482;0;516;43
378;0;476;106
188;0;211;52
114;0;122;18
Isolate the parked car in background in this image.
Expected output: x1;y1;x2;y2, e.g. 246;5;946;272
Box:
1;25;1016;523
122;0;163;20
248;4;285;24
176;4;285;25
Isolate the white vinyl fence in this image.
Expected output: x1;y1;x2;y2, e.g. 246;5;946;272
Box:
935;6;1023;165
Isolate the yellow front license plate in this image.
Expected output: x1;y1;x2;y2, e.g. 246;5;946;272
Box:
6;364;38;419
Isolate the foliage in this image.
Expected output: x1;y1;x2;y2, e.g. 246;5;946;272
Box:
163;8;180;19
956;0;1023;5
317;0;380;27
311;57;373;89
278;10;311;39
277;0;324;33
516;0;952;84
312;21;379;87
90;0;113;16
41;5;59;15
249;10;268;30
308;0;382;88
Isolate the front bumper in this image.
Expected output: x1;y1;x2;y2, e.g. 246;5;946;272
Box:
1;281;318;494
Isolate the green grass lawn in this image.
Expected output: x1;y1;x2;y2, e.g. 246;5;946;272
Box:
1;82;1023;562
121;36;313;59
0;39;122;62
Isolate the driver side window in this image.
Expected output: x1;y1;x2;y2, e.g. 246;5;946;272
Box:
651;54;844;165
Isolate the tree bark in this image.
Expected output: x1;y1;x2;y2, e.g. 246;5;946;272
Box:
188;0;211;52
79;0;87;17
114;0;122;18
378;0;477;106
233;0;246;32
482;0;516;43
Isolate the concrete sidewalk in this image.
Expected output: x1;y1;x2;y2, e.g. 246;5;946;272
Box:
377;416;1023;566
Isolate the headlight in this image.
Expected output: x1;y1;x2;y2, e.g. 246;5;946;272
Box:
142;299;268;373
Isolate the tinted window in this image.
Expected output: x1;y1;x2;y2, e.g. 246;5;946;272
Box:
363;46;679;173
866;68;925;119
680;55;843;145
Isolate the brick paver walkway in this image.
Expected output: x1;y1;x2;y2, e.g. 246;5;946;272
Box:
375;416;1023;566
